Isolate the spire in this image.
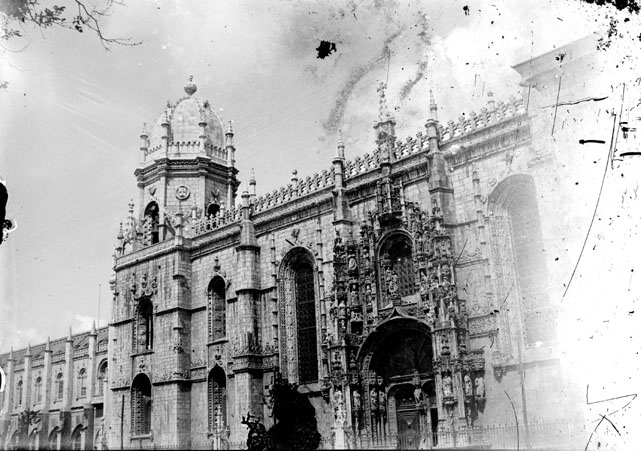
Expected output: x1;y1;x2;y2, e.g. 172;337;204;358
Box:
91;320;97;335
336;130;345;160
67;326;73;342
225;120;235;168
249;168;257;200
184;75;197;96
9;347;14;361
45;337;51;352
25;342;32;357
429;89;438;121
377;82;391;122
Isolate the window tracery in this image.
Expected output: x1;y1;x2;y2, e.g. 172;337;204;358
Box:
278;249;319;384
207;276;226;342
132;298;154;353
208;366;227;433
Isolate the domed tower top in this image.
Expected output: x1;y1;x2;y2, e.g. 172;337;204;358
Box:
141;76;227;162
132;77;240;248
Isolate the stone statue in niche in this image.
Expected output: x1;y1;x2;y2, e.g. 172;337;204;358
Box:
388;273;398;294
442;374;453;398
475;376;486;399
378;388;387;414
464;374;473;397
353;390;362;412
370;387;378;411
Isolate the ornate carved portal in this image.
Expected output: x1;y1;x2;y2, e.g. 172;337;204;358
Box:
325;178;486;449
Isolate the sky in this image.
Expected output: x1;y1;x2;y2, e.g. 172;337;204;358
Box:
0;0;626;349
1;0;641;443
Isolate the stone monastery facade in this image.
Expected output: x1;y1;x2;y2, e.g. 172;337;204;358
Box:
0;37;603;449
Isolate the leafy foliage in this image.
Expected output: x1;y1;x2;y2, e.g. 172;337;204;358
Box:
242;374;321;451
0;0;139;49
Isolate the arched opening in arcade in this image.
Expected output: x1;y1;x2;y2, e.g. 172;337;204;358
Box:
143;201;160;245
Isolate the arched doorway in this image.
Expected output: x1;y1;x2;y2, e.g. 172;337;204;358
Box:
131;373;152;436
70;426;84;450
358;317;436;449
208;366;227;435
28;429;39;450
48;427;60;450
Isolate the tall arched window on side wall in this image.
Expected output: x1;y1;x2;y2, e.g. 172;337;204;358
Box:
34;377;42;403
378;233;417;309
96;361;108;396
78;368;87;398
278;249;319;384
133;298;154;353
131;374;152;436
56;373;64;401
488;174;553;347
16;380;23;406
143;202;160;245
207;276;226;342
208;366;227;433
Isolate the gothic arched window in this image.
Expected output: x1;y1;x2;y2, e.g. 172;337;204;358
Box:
133;298;154;353
131;374;152;436
143;202;160;245
278;249;319;384
70;426;83;450
207;276;226;342
48;427;60;450
35;377;42;403
207;366;227;433
488;174;553;346
28;429;39;450
56;373;64;401
78;368;87;398
378;234;416;308
16;379;23;406
96;361;108;396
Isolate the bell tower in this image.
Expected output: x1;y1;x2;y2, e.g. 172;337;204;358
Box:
133;77;240;244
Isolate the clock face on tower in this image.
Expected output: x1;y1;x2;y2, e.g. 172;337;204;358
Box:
175;185;191;201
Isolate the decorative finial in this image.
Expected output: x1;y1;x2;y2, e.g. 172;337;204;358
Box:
91;320;97;335
67;326;73;341
184;75;197;96
227;120;234;135
337;130;344;148
250;168;256;185
26;342;32;356
141;122;148;137
128;199;135;215
291;170;298;184
45;337;51;351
